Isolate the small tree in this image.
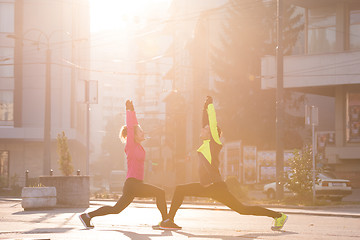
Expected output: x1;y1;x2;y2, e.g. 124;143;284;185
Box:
285;145;314;201
57;131;74;176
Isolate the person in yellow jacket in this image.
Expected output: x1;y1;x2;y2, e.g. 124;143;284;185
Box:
159;96;288;231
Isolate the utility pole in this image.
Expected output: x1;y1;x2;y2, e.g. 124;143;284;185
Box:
43;48;52;175
306;105;319;204
86;80;98;176
276;0;284;200
86;81;90;176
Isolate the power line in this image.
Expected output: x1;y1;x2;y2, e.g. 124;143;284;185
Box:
3;1;360;78
3;1;359;58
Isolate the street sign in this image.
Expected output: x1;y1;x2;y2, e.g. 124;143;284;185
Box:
305;105;319;126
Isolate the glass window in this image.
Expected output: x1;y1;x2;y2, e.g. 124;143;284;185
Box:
350;9;360;50
308;6;336;54
0;65;13;78
0;91;13;126
0;3;14;33
289;6;305;55
346;93;360;143
0;48;14;78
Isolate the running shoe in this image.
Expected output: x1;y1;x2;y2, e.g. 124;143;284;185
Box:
152;222;161;230
271;213;288;231
159;219;182;230
79;213;94;229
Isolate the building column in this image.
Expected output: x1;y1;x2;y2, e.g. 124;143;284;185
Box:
335;2;346;52
327;86;345;164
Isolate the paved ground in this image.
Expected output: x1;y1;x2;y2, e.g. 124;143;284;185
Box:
0;197;360;240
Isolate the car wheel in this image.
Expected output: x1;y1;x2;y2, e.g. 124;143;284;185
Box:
267;189;276;199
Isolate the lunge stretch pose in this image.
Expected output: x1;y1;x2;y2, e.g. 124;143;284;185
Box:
79;100;168;228
159;96;288;231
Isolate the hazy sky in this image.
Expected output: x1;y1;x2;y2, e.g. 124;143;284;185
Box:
90;0;171;32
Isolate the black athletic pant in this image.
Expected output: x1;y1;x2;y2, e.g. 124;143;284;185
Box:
88;178;168;220
168;181;281;221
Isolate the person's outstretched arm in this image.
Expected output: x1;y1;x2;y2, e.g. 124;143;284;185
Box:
125;100;137;148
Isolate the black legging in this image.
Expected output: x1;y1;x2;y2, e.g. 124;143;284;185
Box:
168;181;281;221
88;178;168;220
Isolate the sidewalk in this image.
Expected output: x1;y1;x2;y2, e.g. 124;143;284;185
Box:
2;197;360;218
87;187;360;218
0;197;360;240
91;199;360;218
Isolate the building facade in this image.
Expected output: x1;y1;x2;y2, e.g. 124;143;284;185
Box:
261;0;360;186
0;0;90;188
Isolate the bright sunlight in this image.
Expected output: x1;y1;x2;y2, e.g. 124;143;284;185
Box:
90;0;171;32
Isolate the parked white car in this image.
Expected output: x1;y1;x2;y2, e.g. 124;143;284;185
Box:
263;172;352;201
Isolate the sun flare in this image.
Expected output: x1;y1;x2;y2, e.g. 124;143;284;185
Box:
90;0;171;32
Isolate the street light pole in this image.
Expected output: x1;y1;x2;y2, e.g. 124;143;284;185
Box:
305;104;319;203
86;81;90;175
276;0;284;200
43;48;52;175
311;106;318;203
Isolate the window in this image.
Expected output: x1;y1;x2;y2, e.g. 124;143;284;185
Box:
350;9;360;50
0;48;14;126
290;6;305;55
0;47;14;78
308;6;336;54
0;3;14;33
0;91;13;126
346;93;360;143
0;2;15;127
0;150;9;188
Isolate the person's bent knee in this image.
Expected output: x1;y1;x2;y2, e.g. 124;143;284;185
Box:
111;206;122;214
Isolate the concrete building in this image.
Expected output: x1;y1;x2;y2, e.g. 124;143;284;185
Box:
261;0;360;186
0;0;90;188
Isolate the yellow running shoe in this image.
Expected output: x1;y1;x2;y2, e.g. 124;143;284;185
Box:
271;213;288;231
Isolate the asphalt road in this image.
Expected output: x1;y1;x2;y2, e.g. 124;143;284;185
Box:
1;198;360;239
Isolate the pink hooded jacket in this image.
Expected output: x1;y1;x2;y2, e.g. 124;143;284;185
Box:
125;110;145;180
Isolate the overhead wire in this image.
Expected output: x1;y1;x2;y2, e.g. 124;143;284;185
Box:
0;0;330;52
2;0;360;78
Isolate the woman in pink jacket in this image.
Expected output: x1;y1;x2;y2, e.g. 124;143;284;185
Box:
79;100;168;229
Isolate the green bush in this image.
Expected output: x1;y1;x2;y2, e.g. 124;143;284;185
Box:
57;131;74;176
285;146;315;201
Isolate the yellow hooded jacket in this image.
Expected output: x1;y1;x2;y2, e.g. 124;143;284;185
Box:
197;103;223;185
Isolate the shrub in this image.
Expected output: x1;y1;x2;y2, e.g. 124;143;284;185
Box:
284;145;314;201
57;131;74;176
